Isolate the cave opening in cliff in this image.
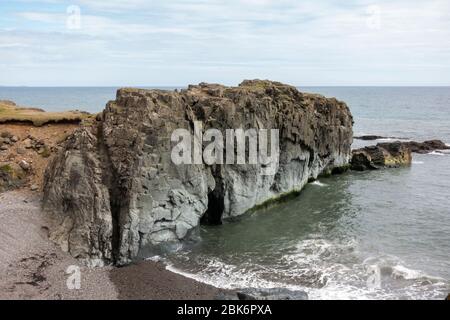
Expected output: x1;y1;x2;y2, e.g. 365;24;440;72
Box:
201;171;225;225
201;189;224;225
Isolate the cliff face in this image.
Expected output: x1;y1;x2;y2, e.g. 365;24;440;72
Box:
42;80;353;265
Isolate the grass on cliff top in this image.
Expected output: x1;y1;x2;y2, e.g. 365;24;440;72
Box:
0;100;91;126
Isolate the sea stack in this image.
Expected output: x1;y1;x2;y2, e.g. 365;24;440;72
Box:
42;80;353;265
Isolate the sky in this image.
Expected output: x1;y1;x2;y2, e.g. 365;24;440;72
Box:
0;0;449;86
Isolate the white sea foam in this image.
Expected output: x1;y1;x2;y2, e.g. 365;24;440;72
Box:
165;259;298;291
427;151;446;156
391;265;424;280
412;160;424;164
377;137;411;142
145;255;163;262
311;181;328;187
163;238;448;300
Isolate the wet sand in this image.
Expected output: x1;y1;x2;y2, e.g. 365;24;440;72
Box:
0;190;222;300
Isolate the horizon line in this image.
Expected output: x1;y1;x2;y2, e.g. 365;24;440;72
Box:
1;85;450;88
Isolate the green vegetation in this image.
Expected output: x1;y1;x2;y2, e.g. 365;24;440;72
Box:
0;164;13;174
0;101;90;127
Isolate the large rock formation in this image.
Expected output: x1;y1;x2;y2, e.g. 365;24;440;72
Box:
351;142;412;171
42;80;353;265
351;139;449;171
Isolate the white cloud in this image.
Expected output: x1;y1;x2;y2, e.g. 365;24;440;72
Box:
1;0;450;85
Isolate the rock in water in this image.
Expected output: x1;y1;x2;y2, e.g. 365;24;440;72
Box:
351;142;412;171
402;140;450;154
42;80;353;265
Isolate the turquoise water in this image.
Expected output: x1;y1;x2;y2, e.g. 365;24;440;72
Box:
1;86;449;299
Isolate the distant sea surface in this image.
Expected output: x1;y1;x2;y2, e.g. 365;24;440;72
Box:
2;86;449;299
0;87;177;113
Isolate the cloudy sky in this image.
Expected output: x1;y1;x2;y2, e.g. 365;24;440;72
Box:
1;0;449;86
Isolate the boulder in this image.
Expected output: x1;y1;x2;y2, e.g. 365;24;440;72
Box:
351;142;412;171
23;138;33;149
0;131;12;139
16;147;27;155
43;80;353;265
18;160;31;171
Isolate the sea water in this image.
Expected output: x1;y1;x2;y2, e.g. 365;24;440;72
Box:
2;86;449;299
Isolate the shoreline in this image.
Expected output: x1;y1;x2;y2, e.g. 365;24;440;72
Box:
0;190;224;300
1;96;449;300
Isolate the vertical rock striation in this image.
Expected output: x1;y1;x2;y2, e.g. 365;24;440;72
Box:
43;80;353;265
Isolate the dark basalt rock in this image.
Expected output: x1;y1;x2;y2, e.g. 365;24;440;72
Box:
351;139;449;171
354;135;386;140
351;142;412;171
42;80;353;265
354;135;408;141
401;140;449;154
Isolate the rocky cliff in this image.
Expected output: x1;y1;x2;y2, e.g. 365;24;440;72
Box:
42;80;353;265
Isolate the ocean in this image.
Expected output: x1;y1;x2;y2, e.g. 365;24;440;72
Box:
1;86;449;300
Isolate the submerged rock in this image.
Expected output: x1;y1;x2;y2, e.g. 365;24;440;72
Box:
354;135;387;140
354;135;408;141
43;80;353;265
351;142;412;171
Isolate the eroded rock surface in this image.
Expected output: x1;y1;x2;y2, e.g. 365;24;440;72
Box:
43;80;353;265
351;142;412;171
351;139;449;171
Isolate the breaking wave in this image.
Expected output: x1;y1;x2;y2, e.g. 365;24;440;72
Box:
163;238;448;300
311;181;328;187
427;151;446;156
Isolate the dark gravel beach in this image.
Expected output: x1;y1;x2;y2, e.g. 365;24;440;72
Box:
0;190;222;300
110;261;222;300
